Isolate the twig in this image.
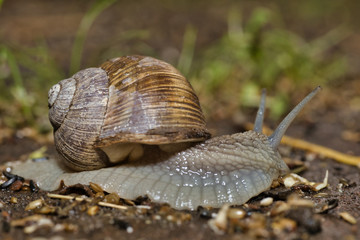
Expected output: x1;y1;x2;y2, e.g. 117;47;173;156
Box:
47;193;128;210
98;201;128;210
245;123;360;168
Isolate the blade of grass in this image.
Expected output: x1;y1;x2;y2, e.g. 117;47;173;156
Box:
1;46;24;89
177;25;197;76
227;8;243;41
16;41;65;83
70;0;116;74
310;27;351;58
2;46;35;124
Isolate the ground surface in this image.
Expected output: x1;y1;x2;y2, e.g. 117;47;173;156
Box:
0;0;359;239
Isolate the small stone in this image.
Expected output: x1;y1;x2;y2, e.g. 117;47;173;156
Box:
104;193;120;204
37;205;57;215
286;208;321;234
272;218;297;233
87;205;99;216
339;212;357;225
166;215;174;222
179;212;192;222
260;197;273;206
228;208;246;219
25;199;44;211
9;180;23;191
197;206;212;219
10;197;18;204
113;218;133;233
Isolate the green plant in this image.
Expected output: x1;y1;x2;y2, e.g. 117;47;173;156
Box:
190;7;348;119
0;0;117;131
177;25;197;76
70;0;116;74
0;4;349;134
0;43;64;130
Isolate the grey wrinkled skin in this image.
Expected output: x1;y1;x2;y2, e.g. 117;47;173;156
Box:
12;130;288;210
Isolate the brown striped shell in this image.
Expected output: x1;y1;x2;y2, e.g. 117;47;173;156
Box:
48;55;211;171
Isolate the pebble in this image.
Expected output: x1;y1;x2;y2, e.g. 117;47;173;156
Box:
228;208;246;220
104;193;120;204
25;199;44;211
9;180;23;191
272;218;297;233
260;197;274;206
87;205;99;216
10;197;18;204
339;212;357;224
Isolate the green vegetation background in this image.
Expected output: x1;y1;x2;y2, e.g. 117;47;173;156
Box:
0;0;351;134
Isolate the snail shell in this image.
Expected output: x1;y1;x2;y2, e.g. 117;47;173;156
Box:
48;56;210;171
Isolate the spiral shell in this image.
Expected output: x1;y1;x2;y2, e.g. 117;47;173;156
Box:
48;55;210;171
98;56;210;145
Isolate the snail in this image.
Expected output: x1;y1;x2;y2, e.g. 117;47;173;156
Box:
11;55;321;210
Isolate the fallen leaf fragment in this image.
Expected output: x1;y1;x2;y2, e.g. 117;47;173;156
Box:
287;194;314;208
282;170;328;191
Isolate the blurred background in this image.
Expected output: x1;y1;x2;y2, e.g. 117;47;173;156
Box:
0;0;359;158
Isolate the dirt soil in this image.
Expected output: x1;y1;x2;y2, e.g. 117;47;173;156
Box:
0;0;360;239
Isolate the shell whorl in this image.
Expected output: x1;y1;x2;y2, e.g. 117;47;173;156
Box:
53;68;110;171
48;83;60;108
48;78;76;129
97;55;210;147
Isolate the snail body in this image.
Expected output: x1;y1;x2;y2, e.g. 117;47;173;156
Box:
11;56;320;210
13;131;287;210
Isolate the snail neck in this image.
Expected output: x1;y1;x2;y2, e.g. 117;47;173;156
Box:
101;143;144;164
101;142;194;165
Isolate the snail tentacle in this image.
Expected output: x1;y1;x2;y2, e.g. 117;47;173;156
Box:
268;86;321;149
253;89;266;133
